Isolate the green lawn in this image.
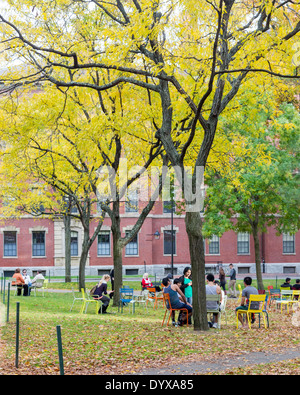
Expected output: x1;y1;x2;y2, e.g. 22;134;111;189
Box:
0;279;299;375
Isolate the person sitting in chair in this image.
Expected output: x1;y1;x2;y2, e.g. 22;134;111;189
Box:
93;275;111;314
162;277;192;326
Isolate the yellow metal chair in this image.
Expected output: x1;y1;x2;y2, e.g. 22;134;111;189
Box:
41;279;49;296
289;290;300;309
236;294;269;329
79;288;102;314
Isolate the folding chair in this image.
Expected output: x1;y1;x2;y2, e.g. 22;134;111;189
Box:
276;290;293;314
69;287;84;312
79;288;102;314
162;293;189;327
236;294;269;329
146;287;163;309
29;279;45;296
118;288;135;314
206;294;221;329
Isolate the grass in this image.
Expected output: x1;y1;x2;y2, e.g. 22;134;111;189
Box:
0;280;299;375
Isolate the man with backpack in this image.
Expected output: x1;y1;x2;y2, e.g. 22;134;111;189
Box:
228;264;237;298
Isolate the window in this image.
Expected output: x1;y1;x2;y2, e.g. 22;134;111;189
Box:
70;231;78;256
209;235;220;255
98;231;111;256
283;266;296;274
32;231;45;257
164;230;176;255
125;269;139;275
125;231;138;255
283;233;295;254
3;231;17;257
237;232;250;254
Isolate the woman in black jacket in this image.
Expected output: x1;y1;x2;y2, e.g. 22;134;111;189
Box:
93;274;111;314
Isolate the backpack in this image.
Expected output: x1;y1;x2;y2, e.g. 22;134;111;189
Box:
90;285;97;295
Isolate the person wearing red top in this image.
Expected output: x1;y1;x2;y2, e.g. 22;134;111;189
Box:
12;268;29;296
141;273;153;290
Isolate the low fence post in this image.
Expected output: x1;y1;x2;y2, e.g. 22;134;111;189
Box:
56;325;64;375
15;301;20;368
6;282;10;323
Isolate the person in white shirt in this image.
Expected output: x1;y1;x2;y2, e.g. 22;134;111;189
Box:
31;271;45;287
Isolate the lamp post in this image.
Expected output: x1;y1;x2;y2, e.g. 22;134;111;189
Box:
171;198;174;278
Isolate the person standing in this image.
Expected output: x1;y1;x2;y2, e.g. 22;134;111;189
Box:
228;264;237;298
219;267;226;294
179;267;192;304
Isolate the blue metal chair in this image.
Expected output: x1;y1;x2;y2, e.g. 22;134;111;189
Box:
118;288;135;314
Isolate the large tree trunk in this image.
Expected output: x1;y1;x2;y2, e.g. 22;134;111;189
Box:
111;201;122;307
78;224;90;292
252;223;264;291
185;211;208;331
63;214;72;283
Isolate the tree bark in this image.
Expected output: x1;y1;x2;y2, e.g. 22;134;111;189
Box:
111;201;122;307
185;211;208;331
63;213;72;283
252;222;264;291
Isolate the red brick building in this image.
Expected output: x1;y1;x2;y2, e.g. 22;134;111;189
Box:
0;199;299;278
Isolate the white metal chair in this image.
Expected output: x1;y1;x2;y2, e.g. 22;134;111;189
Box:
29;278;45;296
69;287;84;312
275;290;293;313
9;277;21;296
219;294;228;327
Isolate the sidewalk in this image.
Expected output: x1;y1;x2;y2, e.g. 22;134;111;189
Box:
136;347;300;375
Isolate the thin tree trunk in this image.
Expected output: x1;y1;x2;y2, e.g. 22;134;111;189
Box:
185;211;208;331
63;214;72;283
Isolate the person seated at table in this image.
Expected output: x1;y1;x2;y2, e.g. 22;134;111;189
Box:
31;270;45;287
12;268;29;296
93;274;111;314
162;277;192;326
141;273;153;290
22;269;32;295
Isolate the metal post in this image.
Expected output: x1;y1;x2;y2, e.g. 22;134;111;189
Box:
6;282;10;322
3;278;6;304
15;302;20;368
56;325;64;375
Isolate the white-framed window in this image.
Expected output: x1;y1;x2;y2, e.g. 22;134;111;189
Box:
32;231;46;257
237;232;250;254
98;231;111;256
70;231;79;256
125;231;138;256
163;230;176;255
3;231;17;257
283;233;295;254
208;235;220;255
